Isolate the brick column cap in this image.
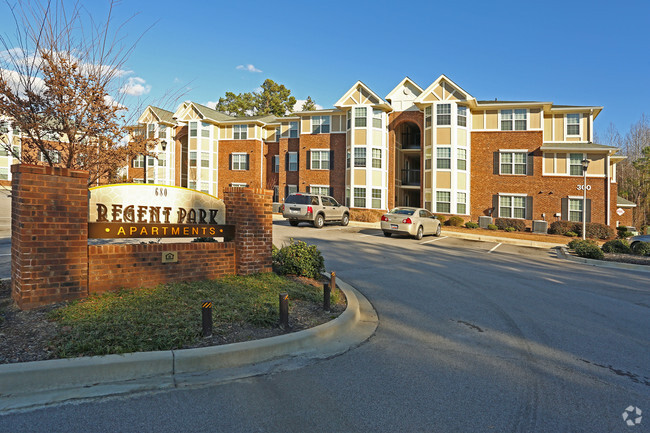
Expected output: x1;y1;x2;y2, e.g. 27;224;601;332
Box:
11;163;89;179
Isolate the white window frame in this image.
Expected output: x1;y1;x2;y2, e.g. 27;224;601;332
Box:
132;155;145;168
310;149;330;170
273;155;279;173
436;191;451;213
231;153;248;170
311;116;330;134
457;192;467;214
354;107;367;127
457;106;467;127
499;150;527;175
200;151;210;168
437;104;451;126
189;121;198;138
568;197;584;222
437;147;451;169
353;187;366;208
289;122;299;138
372;148;382;169
287;152;298;171
371;188;381;209
275;127;281;141
569;153;584;176
498;193;527;219
566;113;581;137
425;106;432;128
310;185;330;196
189;151;197;167
287;184;298;196
201;122;211;138
354;147;366;167
457;148;467;171
234;124;248;140
372;109;382;128
40;149;61;163
500;109;528;131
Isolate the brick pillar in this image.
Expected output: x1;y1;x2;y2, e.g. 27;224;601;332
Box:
11;165;89;309
223;187;272;275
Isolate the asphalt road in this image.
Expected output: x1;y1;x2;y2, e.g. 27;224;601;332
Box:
1;220;649;432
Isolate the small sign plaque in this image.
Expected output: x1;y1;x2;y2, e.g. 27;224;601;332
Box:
162;251;178;263
616;208;625;216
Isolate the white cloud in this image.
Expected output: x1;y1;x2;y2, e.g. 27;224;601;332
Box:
119;77;151;96
294;99;323;111
205;101;218;109
236;64;262;73
0;68;46;96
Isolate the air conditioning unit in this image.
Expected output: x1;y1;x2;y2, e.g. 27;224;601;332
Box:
478;216;493;229
532;220;548;234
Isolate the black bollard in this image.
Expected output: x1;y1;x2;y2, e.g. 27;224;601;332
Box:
323;283;331;312
279;293;289;328
202;301;212;337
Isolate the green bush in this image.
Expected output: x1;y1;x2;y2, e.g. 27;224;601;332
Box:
549;220;575;235
631;241;650;256
567;238;597;250
487;224;498;231
505;227;516;232
550;220;614;239
465;221;479;229
601;239;631;254
191;237;217;242
618;231;634;238
575;242;604;260
565;231;578;237
447;216;465;227
494;218;526;231
435;215;447;225
272;239;325;279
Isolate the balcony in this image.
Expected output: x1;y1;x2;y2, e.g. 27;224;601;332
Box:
401;169;420;186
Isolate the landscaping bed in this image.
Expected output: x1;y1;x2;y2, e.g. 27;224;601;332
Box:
0;273;345;365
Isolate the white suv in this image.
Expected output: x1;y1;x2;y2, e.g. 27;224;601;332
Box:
281;193;350;228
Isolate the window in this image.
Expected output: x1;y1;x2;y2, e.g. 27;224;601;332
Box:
273;186;279;203
437;147;451;169
354;187;366;208
234;124;247;140
436;191;451;213
201;122;210;138
567;113;580;136
0;168;7;180
457;192;467;214
458;106;467;127
147;156;155;167
312;116;330;134
372;148;382;168
372;188;381;209
132;155;144;168
354;147;366;167
437;104;451;125
310;185;330;196
372;109;382;128
189;151;197;167
12;145;20;159
354;107;367;127
273;155;279;173
159;125;166;139
287;184;298;196
0;121;8;134
457;148;467;170
147;123;155;138
425;106;432;128
500;152;527;175
501;110;512;130
569;153;584;176
189;121;198;137
346;110;351;129
157;154;166;167
0;148;7;156
188;181;196;189
289;122;298;138
501;109;527;131
287;152;298;171
425;159;431;170
201;152;210;168
569;198;583;222
133;178;144;184
311;150;330;170
499;195;526;219
231;153;248;170
40;150;60;163
275;127;281;141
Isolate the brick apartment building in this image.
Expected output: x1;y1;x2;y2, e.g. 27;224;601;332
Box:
3;75;635;228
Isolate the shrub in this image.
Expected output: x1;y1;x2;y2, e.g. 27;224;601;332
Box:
494;218;526;232
631;241;650;256
567;238;597;250
192;237;217;242
505;227;516;232
447;216;464;227
618;231;634;238
550;220;614;239
549;220;575;236
272;239;325;279
487;224;498;231
465;221;479;229
565;231;578;237
435;215;447;225
575;242;604;260
601;239;631;254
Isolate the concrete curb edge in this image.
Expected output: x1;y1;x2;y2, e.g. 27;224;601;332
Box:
556;246;650;273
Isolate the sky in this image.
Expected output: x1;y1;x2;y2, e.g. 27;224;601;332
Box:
0;0;649;141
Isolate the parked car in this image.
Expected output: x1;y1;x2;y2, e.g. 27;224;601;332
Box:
628;234;650;248
380;207;441;240
626;226;639;236
281;193;350;228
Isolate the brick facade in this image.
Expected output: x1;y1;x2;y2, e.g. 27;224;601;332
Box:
217;139;265;197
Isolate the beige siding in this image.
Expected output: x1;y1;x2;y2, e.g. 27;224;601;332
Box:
301;118;310;134
472;111;484;129
553;115;564;141
436;172;451;189
354;129;367;145
201;139;210;151
372;170;382;186
486;111;498;130
433;86;444;100
372;130;383;146
530;109;541;129
587;153;605;175
457;129;466;146
225;125;233;139
423;93;438;102
543;153;555;173
424;131;432;147
544;115;553;141
457;173;466;190
436;128;451;145
424;173;431;188
332;115;341;132
556;153;567;174
582;116;588;141
344;96;356;106
354;169;366;185
566;136;580;142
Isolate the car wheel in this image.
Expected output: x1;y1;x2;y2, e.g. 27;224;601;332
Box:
313;214;324;229
435;223;441;237
341;213;350;226
383;231;392;237
414;225;423;240
289;220;299;226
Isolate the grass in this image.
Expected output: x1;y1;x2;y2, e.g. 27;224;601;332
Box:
48;273;335;358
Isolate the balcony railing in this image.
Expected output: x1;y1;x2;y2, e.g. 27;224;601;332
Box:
401;169;420;186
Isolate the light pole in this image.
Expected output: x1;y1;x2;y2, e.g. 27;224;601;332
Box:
582;158;590;240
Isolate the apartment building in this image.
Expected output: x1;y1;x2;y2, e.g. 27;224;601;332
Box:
122;74;634;228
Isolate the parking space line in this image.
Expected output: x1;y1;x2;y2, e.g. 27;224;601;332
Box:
419;236;448;245
359;233;382;238
487;243;502;253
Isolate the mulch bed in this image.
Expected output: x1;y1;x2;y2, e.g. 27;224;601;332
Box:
0;277;345;365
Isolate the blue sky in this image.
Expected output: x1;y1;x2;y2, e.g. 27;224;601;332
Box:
1;0;649;140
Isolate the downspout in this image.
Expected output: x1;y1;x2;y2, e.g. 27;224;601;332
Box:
606;152;611;226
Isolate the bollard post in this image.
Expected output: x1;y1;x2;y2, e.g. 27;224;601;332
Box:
279;293;289;329
323;283;331;312
202;301;213;337
330;271;336;292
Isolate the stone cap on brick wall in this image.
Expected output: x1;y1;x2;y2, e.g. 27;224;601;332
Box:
11;163;89;179
223;186;272;196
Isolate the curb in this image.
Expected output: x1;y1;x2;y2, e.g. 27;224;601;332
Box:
0;277;378;412
556;246;650;273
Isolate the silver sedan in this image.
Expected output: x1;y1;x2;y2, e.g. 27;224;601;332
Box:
380;207;442;240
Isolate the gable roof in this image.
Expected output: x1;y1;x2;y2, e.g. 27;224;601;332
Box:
334;81;392;111
414;74;474;106
385;77;423;103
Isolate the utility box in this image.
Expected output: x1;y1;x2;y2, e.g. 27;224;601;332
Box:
478;216;493;229
532;220;548;234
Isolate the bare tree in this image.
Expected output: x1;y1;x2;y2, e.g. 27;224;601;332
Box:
0;0;156;185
